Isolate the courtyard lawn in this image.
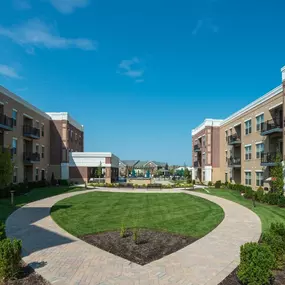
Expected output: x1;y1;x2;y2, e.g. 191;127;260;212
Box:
0;186;85;223
198;188;285;232
51;192;224;237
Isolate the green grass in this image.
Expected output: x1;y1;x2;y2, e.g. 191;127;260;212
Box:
0;186;84;223
51;192;224;237
198;188;285;232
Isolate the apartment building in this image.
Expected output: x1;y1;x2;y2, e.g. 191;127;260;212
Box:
192;119;223;183
0;86;84;184
192;65;285;189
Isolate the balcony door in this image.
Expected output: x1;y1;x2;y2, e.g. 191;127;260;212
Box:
0;104;3;114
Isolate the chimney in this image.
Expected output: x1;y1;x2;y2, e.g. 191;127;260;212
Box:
282;66;285;82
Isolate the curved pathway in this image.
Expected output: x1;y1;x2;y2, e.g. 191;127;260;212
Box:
6;189;261;285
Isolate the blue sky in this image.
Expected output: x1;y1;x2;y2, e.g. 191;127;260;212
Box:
0;0;284;165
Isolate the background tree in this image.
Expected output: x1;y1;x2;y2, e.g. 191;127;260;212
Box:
96;162;102;178
0;148;13;189
270;153;284;194
165;163;169;170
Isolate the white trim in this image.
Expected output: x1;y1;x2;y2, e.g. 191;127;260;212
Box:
269;102;283;111
221;85;282;126
0;86;51;119
23;113;33;119
281;66;285;81
244;170;252;172
233;122;241;127
255;112;264;118
192;119;223;136
255;170;263;172
244;118;252;123
12;108;17;112
255;141;263;145
41;144;45;147
12;137;18;140
244;144;252;147
0;101;4;105
46;112;84;131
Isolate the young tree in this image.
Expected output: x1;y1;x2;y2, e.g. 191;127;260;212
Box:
0;148;13;189
270;153;284;194
96;162;102;178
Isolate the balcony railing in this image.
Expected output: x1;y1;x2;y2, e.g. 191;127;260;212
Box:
194;161;201;167
0;113;14;131
23;125;40;139
228;134;241;145
260;119;283;136
228;157;241;167
23;152;40;163
261;152;282;166
194;144;201;152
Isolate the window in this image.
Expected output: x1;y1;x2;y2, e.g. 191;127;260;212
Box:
12;138;17;155
35;168;39;181
36;144;39;154
225;150;228;162
75;133;77;141
202;136;206;147
225;130;228;142
13;167;18;183
245;172;252;185
35;121;40;129
41;124;44;137
41;169;45;181
245;145;252;160
202;153;206;165
256;143;264;159
245;120;252;135
12;109;17;126
256;172;264;186
71;130;73;141
41;145;45;159
229;128;232;135
256;114;264;131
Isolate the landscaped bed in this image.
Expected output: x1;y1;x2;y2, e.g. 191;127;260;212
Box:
51;192;224;264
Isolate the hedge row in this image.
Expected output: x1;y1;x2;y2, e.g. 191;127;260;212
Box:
238;222;285;285
89;182;194;189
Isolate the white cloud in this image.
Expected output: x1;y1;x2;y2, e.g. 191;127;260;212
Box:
49;0;89;14
13;0;31;10
0;19;97;52
118;57;145;82
0;65;21;79
192;19;219;36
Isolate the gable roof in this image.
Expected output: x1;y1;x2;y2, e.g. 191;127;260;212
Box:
120;160;140;167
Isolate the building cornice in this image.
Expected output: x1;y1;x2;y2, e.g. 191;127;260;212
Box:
47;112;84;131
0;86;51;119
221;85;283;126
281;66;285;81
192;119;223;136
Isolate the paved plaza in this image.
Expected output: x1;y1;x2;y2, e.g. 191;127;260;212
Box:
6;189;261;285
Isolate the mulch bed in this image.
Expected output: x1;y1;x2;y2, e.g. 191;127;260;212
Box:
3;263;50;285
80;229;197;265
218;268;285;285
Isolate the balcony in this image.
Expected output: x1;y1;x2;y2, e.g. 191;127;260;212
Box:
228;134;241;145
0;113;13;131
228;157;241;167
194;161;201;168
23;125;40;139
23;152;40;164
261;152;282;166
194;144;201;152
260;119;282;136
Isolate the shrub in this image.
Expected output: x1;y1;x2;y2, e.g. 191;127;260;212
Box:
0;238;22;281
208;181;213;187
255;187;264;202
237;242;275;285
262;231;285;268
0;223;5;241
120;224;126;238
133;228;139;244
214;180;221;189
270;222;285;238
59;180;69;186
244;187;254;199
278;196;285;208
266;193;280;205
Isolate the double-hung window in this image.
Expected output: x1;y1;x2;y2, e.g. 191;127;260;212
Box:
245;172;252;185
256;172;264;186
256;114;264;131
256;143;264;159
245;145;252;160
245;119;252;135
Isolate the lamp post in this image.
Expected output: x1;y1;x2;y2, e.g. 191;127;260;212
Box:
10;190;15;206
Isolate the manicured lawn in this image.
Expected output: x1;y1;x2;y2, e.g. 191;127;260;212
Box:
51;192;224;237
198;188;285;232
0;186;84;223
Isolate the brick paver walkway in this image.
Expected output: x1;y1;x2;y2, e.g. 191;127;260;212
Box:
6;189;261;285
